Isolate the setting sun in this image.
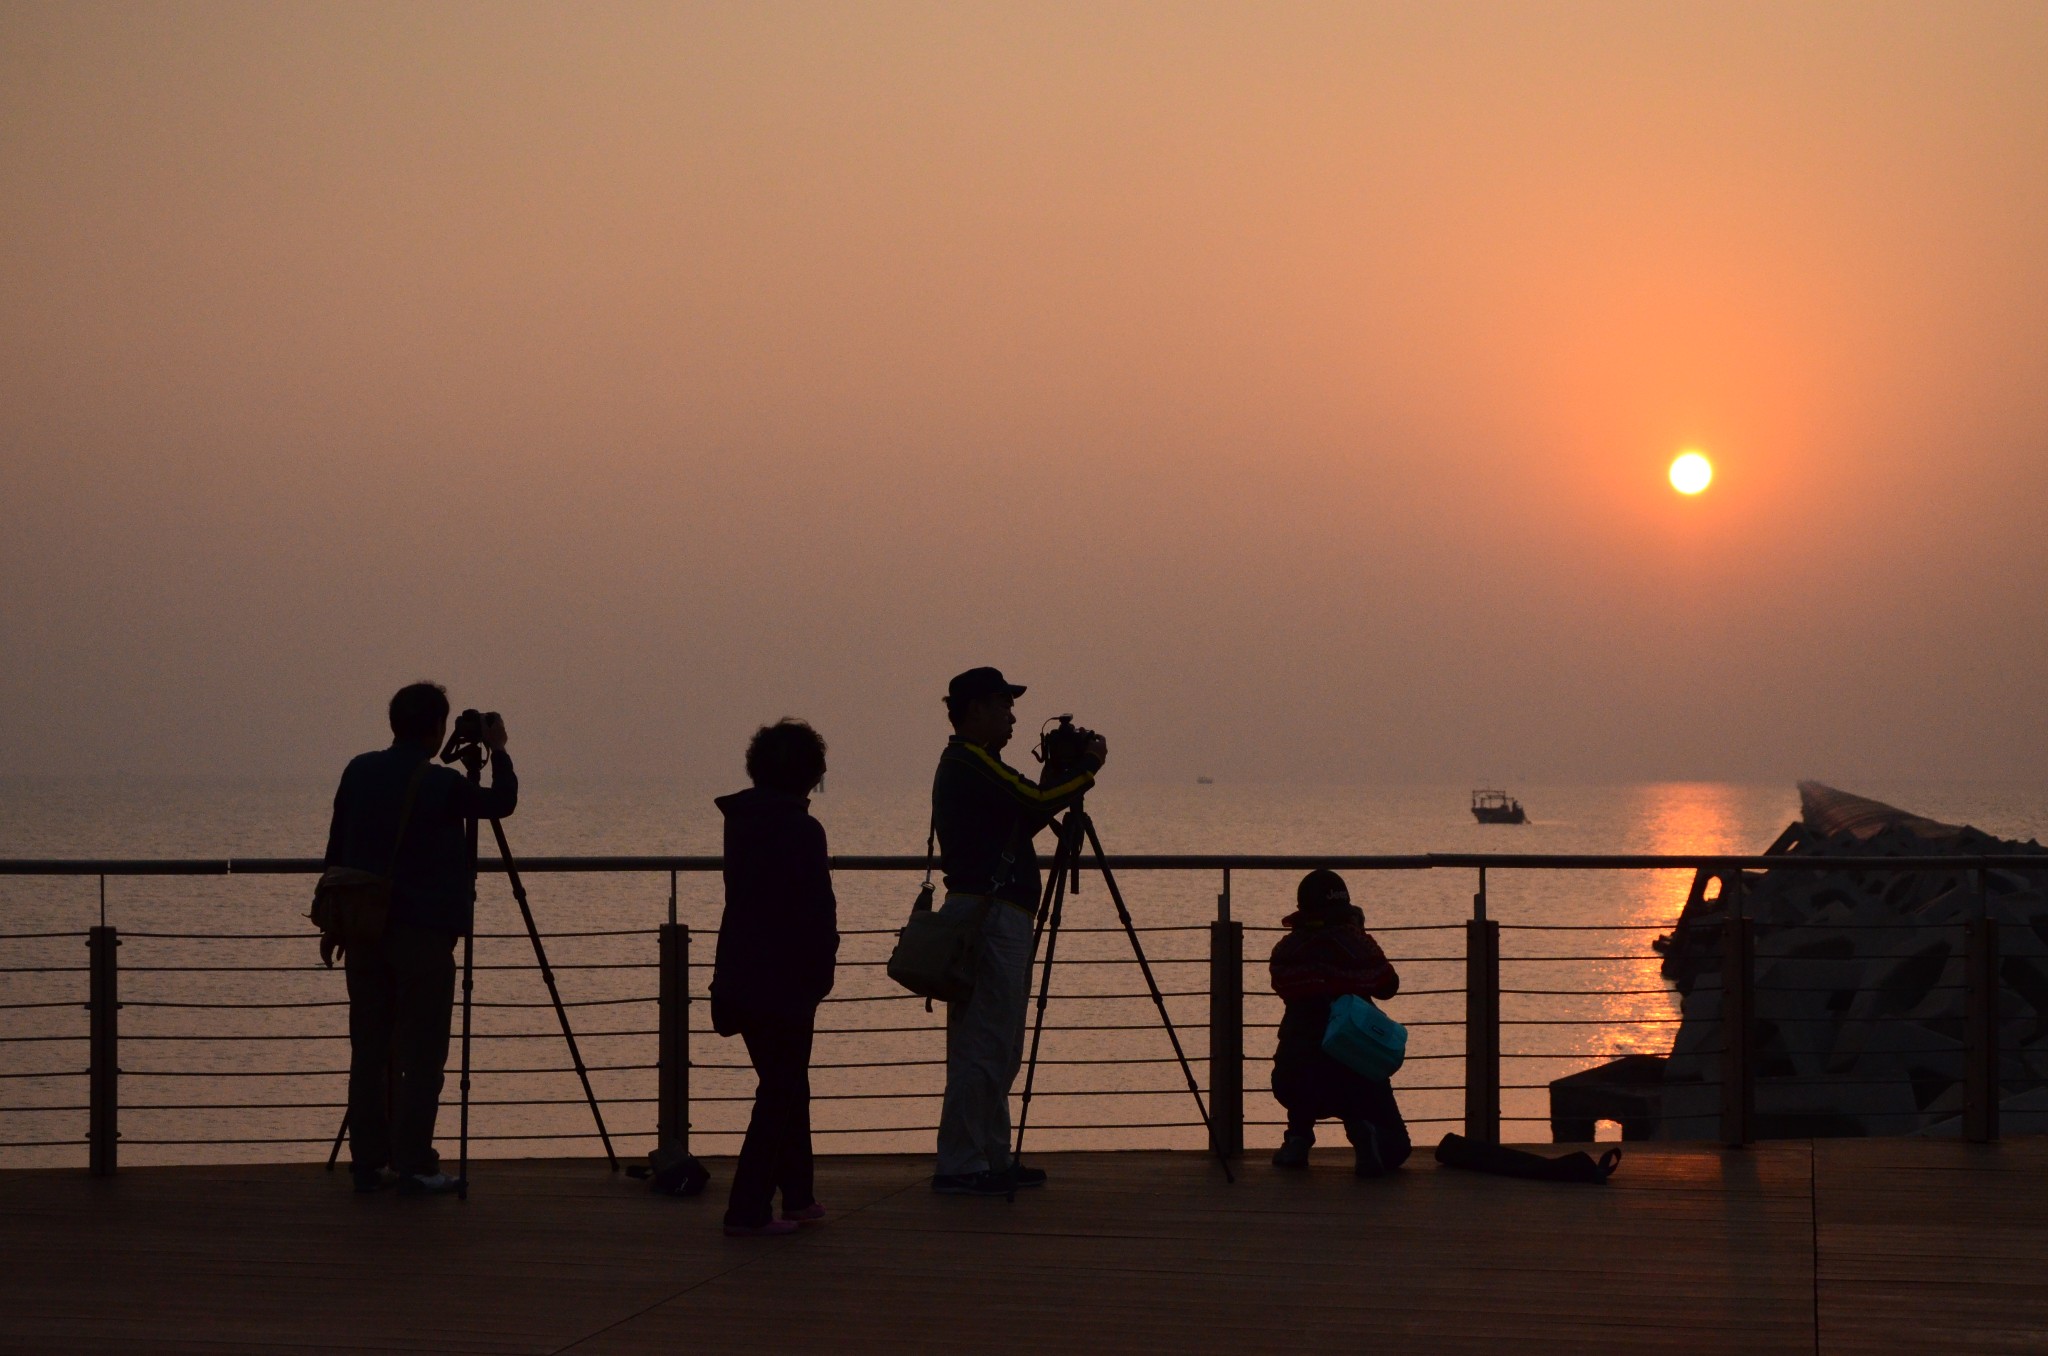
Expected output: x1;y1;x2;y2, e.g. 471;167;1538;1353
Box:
1669;451;1713;495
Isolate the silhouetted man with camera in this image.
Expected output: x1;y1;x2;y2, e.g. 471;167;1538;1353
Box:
929;666;1105;1196
321;682;517;1195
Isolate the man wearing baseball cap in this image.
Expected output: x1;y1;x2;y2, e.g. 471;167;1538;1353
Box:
928;666;1107;1196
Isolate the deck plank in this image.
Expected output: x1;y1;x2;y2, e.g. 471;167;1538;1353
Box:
0;1140;2040;1355
1815;1137;2048;1356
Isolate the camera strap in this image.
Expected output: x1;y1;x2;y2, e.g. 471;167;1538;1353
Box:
987;816;1028;900
919;813;1023;898
382;761;431;884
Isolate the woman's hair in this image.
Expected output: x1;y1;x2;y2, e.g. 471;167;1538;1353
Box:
745;719;828;794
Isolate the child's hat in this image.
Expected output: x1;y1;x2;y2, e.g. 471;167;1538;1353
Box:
1296;869;1350;909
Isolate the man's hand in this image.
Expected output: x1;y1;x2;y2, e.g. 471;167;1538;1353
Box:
1086;735;1108;767
319;934;345;969
484;713;509;751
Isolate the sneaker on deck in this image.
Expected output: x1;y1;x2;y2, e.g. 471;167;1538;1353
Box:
1007;1163;1047;1189
396;1171;461;1196
781;1202;827;1223
931;1170;1014;1197
1272;1133;1313;1169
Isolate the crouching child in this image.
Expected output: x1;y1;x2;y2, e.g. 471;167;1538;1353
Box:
1268;869;1411;1176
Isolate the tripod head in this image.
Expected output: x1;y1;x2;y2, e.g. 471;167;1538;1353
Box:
439;708;499;772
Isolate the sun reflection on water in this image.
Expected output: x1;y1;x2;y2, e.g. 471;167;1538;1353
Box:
1603;783;1755;1055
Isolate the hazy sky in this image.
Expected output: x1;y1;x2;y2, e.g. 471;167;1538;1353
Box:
4;1;2045;786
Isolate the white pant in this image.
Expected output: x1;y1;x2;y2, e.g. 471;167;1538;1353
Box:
935;893;1035;1176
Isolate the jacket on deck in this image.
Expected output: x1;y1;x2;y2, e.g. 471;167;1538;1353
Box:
322;742;519;936
710;787;839;1034
930;736;1095;913
1269;903;1400;1075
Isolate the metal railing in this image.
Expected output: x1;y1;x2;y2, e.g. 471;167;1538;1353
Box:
0;852;2033;1174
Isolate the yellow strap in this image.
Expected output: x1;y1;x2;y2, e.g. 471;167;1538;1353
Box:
957;743;1093;804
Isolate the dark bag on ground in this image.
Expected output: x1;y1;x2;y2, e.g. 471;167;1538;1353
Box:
626;1141;711;1197
308;761;429;947
1434;1132;1620;1185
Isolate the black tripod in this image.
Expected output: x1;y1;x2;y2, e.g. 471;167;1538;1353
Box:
326;739;617;1194
1012;801;1234;1183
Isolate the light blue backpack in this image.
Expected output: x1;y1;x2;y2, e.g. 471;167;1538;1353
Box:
1321;993;1407;1079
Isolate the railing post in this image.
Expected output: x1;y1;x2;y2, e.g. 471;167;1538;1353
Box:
1464;868;1500;1146
1964;870;1999;1144
658;922;690;1152
88;924;119;1177
1720;872;1753;1147
1208;867;1243;1159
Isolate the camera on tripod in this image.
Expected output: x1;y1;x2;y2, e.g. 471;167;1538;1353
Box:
1033;714;1102;783
439;708;501;764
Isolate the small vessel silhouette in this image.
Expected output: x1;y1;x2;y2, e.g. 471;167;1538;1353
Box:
1471;789;1526;824
1195;775;1214;785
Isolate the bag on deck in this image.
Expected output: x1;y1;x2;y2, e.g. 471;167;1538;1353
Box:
308;761;429;947
1322;992;1408;1079
627;1141;711;1197
1434;1132;1621;1185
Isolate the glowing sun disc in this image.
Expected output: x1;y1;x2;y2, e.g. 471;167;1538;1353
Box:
1669;451;1713;494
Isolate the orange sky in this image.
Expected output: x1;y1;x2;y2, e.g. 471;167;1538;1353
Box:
3;2;2045;784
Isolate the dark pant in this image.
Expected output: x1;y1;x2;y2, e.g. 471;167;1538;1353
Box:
1273;1058;1413;1168
725;1010;818;1227
345;921;458;1177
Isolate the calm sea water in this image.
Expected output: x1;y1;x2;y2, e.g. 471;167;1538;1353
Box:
3;777;2042;1166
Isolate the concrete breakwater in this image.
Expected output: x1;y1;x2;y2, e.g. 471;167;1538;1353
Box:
1553;782;2048;1140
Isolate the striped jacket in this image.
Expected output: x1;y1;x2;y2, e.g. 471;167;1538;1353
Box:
931;737;1094;913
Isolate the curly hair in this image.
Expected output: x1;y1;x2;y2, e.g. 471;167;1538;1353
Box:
745;719;827;794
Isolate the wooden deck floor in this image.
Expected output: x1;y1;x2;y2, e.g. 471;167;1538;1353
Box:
1;1139;2043;1355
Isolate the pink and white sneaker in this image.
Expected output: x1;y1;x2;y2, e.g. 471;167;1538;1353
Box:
781;1202;827;1224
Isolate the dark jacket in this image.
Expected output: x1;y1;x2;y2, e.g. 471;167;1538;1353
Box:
709;787;839;1035
931;737;1095;913
322;742;518;936
1269;904;1400;1076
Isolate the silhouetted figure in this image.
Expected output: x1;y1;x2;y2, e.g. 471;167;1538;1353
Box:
1269;869;1411;1175
711;720;838;1236
929;667;1104;1196
321;683;516;1195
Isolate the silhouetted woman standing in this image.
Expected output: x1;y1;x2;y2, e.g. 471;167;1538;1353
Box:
710;720;839;1235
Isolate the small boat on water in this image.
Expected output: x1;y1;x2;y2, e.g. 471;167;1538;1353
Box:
1195;775;1214;785
1471;789;1526;824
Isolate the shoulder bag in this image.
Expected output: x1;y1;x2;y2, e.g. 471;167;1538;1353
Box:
308;760;430;947
1322;992;1408;1079
886;815;1013;1006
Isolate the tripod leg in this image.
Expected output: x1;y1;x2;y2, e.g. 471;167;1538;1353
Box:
456;927;474;1199
327;1109;349;1171
1013;814;1081;1167
1079;814;1235;1183
489;816;618;1170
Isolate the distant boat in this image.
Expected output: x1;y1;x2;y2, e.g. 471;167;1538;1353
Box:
1195;775;1214;785
1471;789;1526;824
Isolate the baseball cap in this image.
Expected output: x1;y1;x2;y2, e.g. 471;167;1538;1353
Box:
1297;869;1351;910
946;667;1027;706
